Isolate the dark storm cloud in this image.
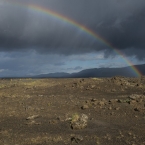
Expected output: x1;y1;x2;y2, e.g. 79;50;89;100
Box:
0;0;145;59
0;51;69;77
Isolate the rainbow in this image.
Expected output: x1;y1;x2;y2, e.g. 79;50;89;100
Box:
5;0;142;77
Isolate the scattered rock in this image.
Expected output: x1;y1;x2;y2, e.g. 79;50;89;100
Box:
49;120;58;124
25;120;41;125
80;86;84;89
86;100;91;104
121;88;125;91
98;101;105;106
72;83;78;88
129;100;137;105
102;98;106;102
71;135;83;143
81;104;89;110
109;99;117;103
111;89;116;92
117;99;123;103
38;95;44;97
26;115;40;120
117;99;130;103
104;134;112;140
134;108;140;111
86;87;91;90
128;132;132;136
71;114;88;130
52;136;62;142
108;106;112;110
91;98;97;102
138;99;143;103
90;85;95;89
1;77;145;144
80;79;84;83
110;112;114;115
129;94;140;100
115;107;120;110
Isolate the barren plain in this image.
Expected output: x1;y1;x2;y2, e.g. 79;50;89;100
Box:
0;76;145;145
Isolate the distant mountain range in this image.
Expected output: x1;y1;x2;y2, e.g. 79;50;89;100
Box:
33;64;145;78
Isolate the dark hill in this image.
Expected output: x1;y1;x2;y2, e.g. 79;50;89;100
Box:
33;64;145;78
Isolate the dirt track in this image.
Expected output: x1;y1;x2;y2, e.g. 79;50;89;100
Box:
0;77;145;145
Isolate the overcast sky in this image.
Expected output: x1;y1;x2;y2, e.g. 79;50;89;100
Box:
0;0;145;77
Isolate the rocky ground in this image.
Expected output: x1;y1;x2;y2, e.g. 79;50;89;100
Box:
0;76;145;145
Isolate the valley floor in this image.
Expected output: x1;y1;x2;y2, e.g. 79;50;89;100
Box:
0;77;145;145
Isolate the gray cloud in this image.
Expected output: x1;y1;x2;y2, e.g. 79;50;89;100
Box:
74;66;82;70
67;66;83;72
0;0;145;59
0;51;68;76
54;62;65;66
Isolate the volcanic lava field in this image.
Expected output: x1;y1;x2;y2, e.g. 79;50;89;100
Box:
0;76;145;145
